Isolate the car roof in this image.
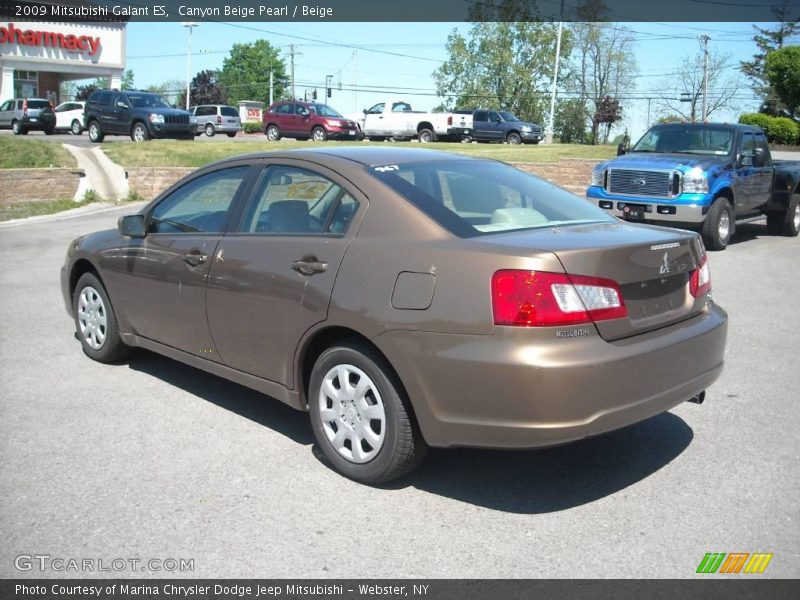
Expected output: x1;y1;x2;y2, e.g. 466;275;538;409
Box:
212;146;480;169
652;122;763;133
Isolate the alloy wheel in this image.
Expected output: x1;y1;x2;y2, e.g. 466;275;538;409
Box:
77;286;107;350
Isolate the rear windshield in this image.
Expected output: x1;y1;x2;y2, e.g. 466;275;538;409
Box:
26;100;50;109
369;160;614;237
220;106;239;117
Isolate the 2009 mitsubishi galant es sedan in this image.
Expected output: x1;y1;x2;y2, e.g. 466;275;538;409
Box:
61;147;728;483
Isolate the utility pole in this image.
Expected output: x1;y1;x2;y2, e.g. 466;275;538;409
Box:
182;22;198;109
289;44;301;100
269;70;274;105
545;0;565;144
646;97;651;127
352;50;357;112
700;34;710;122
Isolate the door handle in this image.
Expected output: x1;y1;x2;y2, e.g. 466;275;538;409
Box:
183;250;208;266
291;258;328;276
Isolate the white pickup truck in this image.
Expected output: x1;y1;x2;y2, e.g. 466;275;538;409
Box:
347;100;472;143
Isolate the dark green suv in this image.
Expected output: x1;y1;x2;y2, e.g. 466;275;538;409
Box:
84;90;196;143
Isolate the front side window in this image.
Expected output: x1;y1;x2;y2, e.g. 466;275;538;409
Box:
149;166;250;234
0;100;13;111
240;166;357;234
369;160;613;237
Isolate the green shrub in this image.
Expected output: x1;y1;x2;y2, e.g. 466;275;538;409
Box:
242;122;263;134
738;113;800;145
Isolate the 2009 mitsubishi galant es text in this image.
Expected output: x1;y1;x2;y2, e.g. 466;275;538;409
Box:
61;147;728;483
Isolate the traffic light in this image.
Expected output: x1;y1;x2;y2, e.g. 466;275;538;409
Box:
327;87;331;98
312;89;317;100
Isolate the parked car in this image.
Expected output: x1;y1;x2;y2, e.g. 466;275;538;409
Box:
61;147;727;483
467;109;544;144
263;101;360;141
586;122;800;250
347;99;469;142
189;104;242;137
53;101;86;135
84;89;196;143
0;98;56;135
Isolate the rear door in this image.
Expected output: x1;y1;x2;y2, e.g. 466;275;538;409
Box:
472;111;493;140
206;160;365;387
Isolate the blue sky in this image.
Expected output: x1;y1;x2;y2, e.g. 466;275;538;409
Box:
125;21;790;139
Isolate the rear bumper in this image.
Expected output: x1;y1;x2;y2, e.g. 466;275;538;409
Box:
22;116;55;130
375;303;727;449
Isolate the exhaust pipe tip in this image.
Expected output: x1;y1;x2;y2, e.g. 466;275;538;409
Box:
688;391;706;405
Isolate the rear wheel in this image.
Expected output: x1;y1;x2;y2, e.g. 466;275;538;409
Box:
205;123;216;137
309;342;427;484
131;122;149;143
418;128;436;143
702;197;733;251
88;120;104;143
766;194;800;237
266;124;280;141
73;273;129;363
71;119;83;135
44;127;55;135
226;132;237;138
506;132;522;145
311;126;327;142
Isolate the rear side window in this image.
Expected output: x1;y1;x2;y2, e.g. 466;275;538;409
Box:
197;106;216;117
221;106;239;117
274;104;292;115
93;91;114;106
369;160;614;237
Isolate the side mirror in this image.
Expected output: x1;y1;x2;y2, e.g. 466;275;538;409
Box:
753;147;765;167
119;214;146;238
616;143;628;156
116;101;128;109
362;108;367;114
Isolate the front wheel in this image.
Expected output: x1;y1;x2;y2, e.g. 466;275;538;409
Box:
131;122;149;143
766;194;800;237
702;197;733;251
71;119;83;135
11;120;25;135
265;124;280;141
73;273;129;363
506;132;522;145
309;342;427;484
88;121;104;143
311;126;327;142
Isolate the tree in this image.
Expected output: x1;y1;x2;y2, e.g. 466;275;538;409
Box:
656;51;740;123
740;4;799;115
73;69;134;100
565;20;637;144
764;46;800;118
145;80;185;106
219;40;287;105
432;22;571;125
186;70;228;106
554;99;588;143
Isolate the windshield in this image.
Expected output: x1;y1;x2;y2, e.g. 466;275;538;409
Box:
126;94;172;109
632;125;735;155
368;160;614;237
311;104;343;118
499;111;520;122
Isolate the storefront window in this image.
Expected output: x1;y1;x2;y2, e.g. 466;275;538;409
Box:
14;70;38;98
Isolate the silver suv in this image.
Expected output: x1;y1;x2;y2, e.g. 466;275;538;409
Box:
0;98;56;135
189;104;242;137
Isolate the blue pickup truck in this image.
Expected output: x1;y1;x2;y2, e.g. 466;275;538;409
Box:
586;122;800;250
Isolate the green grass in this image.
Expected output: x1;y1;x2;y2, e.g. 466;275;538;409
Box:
0;137;76;168
102;139;616;168
0;196;97;222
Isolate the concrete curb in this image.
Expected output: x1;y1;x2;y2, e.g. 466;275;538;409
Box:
0;201;146;228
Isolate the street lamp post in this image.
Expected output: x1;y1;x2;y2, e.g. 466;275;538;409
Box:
182;22;198;110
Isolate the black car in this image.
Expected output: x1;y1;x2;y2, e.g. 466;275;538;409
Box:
455;110;544;145
84;90;196;143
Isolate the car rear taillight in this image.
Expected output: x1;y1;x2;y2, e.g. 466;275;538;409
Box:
491;270;627;327
22;99;28;116
217;115;222;125
447;116;452;126
689;255;711;298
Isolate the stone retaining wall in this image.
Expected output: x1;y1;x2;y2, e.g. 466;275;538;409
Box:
126;167;194;200
0;169;84;205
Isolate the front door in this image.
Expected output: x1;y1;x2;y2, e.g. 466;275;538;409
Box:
104;165;253;357
0;99;15;127
206;161;364;387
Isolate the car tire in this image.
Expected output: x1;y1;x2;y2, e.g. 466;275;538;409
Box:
312;126;327;142
11;120;25;135
226;132;237;138
702;196;733;251
418;128;436;143
71;119;83;135
266;124;280;141
44;127;55;135
766;193;800;237
506;132;522;145
205;123;216;137
73;272;130;364
131;122;149;143
88;120;104;143
309;342;427;484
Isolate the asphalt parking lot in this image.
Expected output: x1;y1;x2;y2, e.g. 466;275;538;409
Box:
0;205;798;579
